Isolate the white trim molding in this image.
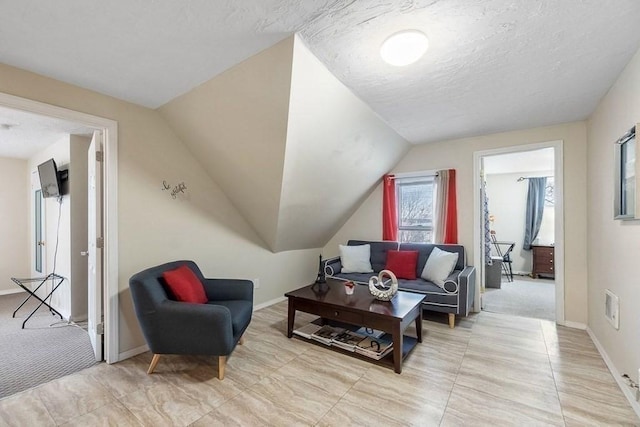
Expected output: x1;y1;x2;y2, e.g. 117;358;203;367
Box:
0;288;26;296
254;296;286;311
118;344;149;362
0;92;119;364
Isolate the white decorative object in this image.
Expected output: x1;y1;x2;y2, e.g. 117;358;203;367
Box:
368;270;398;301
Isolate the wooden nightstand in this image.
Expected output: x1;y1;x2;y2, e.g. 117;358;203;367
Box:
532;245;554;279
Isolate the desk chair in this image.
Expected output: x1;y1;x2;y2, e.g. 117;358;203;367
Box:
490;231;515;282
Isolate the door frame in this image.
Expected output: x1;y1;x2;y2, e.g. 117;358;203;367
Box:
473;140;565;324
0;92;119;363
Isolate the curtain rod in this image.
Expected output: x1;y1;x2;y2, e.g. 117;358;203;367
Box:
517;176;552;182
387;170;439;179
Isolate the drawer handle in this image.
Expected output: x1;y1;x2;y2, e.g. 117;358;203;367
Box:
334;311;339;317
550;259;553;263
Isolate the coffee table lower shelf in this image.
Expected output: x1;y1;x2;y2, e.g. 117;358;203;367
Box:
291;330;419;371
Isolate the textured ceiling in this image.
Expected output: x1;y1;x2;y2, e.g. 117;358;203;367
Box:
1;1;640;144
0;106;93;159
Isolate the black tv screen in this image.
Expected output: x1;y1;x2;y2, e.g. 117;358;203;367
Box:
38;158;62;198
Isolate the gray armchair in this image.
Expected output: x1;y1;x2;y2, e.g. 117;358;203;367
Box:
129;260;253;379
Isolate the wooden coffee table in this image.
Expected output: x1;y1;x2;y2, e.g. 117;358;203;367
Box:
285;279;426;373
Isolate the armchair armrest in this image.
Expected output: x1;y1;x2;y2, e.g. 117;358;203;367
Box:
202;278;253;302
323;256;342;276
148;301;234;354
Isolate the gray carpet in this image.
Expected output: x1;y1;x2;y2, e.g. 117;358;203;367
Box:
482;277;555;321
0;292;97;399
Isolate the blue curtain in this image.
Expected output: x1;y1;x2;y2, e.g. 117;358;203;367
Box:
523;177;547;250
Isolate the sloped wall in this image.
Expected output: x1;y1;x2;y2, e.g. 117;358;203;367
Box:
275;36;410;251
160;35;410;253
159;37;295;251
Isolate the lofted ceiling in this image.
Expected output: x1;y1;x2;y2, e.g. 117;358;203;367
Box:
1;1;640;145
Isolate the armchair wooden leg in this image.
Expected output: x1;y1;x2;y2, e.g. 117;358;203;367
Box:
147;354;161;374
448;313;455;329
218;356;226;380
239;335;245;345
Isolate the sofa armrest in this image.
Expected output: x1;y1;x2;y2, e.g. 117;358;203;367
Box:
323;256;342;276
202;278;254;302
456;266;476;316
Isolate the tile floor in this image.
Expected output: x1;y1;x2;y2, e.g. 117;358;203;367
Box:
0;301;638;426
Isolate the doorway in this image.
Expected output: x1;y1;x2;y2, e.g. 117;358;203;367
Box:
473;141;564;323
0;92;118;365
481;148;556;321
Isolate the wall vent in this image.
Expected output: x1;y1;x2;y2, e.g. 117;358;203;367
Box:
605;289;620;330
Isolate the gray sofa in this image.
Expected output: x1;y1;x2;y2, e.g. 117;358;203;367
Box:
324;240;476;328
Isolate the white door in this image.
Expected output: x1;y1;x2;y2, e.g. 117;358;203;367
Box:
88;130;104;361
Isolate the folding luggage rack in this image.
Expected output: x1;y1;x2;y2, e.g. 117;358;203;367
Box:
11;273;65;329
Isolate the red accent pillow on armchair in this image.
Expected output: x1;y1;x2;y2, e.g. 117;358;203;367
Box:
385;250;419;280
162;265;208;304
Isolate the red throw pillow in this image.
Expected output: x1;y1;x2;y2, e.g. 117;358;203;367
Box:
385;250;419;280
162;265;207;304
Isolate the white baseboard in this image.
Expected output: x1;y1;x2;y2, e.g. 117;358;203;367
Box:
0;288;26;296
254;296;286;311
587;327;640;419
118;344;149;362
559;320;587;330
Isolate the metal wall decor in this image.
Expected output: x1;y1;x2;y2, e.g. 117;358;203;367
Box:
368;269;398;301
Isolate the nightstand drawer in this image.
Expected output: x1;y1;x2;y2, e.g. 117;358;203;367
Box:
532;245;555;279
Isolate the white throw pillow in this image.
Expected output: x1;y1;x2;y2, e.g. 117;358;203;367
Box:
339;244;374;273
421;247;459;287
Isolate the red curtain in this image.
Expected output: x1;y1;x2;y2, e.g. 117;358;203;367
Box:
443;169;458;244
382;174;397;241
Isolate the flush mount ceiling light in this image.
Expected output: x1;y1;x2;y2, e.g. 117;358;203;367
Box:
380;30;429;66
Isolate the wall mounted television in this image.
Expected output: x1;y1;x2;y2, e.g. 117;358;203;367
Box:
37;158;66;198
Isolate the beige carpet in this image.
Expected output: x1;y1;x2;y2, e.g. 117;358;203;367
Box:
482;276;555;321
0;292;97;399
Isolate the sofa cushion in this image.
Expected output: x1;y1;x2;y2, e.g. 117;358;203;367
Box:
162;264;208;304
385;250;419;279
348;240;398;272
339;244;373;273
421;247;459;288
399;243;465;273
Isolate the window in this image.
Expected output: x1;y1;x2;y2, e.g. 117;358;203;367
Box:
396;176;435;243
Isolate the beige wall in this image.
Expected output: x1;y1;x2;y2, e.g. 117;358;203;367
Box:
0;157;29;293
587;46;640;378
0;63;319;355
324;121;588;324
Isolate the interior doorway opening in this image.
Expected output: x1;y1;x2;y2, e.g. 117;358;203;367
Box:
0;93;119;394
473;140;564;324
481;148;556;321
